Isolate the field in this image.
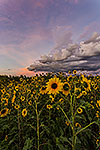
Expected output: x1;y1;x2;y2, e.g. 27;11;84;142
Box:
0;71;100;150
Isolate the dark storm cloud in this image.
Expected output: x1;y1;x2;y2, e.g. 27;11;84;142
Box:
27;32;100;73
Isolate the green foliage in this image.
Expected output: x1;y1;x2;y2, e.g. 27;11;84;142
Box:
23;138;33;150
0;73;100;150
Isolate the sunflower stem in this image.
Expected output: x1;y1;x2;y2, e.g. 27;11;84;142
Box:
36;101;40;150
18;108;21;150
59;106;74;148
75;121;96;136
59;106;73;131
71;95;75;150
70;86;76;150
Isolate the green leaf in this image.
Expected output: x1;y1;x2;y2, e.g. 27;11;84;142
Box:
60;136;72;147
56;143;66;150
8;139;15;145
23;138;33;150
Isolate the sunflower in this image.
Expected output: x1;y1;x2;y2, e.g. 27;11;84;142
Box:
13;90;16;95
49;95;54;103
5;135;8;141
57;106;59;110
28;100;32;105
97;100;100;107
73;70;77;74
75;123;81;128
96;111;99;118
65;121;69;126
81;77;91;91
62;82;71;96
59;98;64;104
90;104;94;109
22;108;27;117
15;86;19;91
46;76;63;95
1;98;6;103
75;88;82;98
0;108;9;117
21;96;25;101
67;75;73;82
40;86;47;94
4;99;8;106
76;93;82;99
96;139;99;145
12;95;16;103
19;78;22;82
47;104;52;110
82;90;87;96
68;70;71;74
14;104;20;109
77;107;83;114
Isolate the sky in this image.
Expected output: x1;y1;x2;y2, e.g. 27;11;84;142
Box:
0;0;100;76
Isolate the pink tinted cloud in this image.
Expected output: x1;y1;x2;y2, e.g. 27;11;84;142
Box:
15;68;46;76
15;68;35;76
0;68;45;77
0;68;35;76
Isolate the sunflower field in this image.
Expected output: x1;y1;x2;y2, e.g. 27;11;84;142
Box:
0;71;100;150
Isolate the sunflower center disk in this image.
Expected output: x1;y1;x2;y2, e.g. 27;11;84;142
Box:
1;110;6;114
51;83;58;89
42;87;46;90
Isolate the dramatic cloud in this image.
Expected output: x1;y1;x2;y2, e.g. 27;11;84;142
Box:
1;0;100;76
28;32;100;74
79;32;100;56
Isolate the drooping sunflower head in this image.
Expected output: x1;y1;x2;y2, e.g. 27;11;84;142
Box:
46;76;63;95
75;123;81;128
62;82;71;96
0;108;9;117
